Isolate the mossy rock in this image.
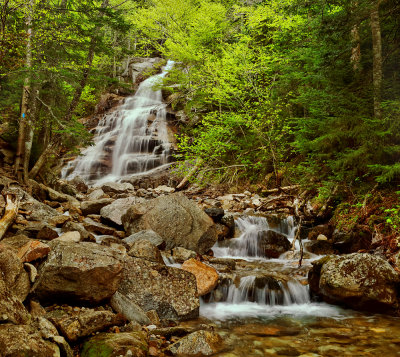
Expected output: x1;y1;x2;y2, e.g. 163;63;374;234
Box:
81;332;148;357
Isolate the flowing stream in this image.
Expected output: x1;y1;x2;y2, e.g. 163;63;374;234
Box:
193;216;400;356
62;60;175;184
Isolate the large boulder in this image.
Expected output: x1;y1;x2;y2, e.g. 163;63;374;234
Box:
309;253;400;313
0;324;60;357
122;193;217;254
81;331;148;357
181;259;219;296
116;257;199;321
33;241;124;304
100;197;143;227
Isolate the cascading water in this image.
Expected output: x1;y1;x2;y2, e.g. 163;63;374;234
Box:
62;60;175;183
201;215;338;320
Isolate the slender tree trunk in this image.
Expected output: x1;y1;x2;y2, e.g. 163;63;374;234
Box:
15;0;33;181
350;1;361;71
370;0;383;118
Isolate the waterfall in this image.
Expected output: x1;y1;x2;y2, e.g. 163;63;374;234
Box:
62;60;175;183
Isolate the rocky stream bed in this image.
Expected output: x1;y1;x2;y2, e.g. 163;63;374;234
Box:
1;174;400;357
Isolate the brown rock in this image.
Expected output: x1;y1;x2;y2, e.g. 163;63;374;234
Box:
37;225;59;240
128;239;164;264
181;259;219;296
17;240;51;262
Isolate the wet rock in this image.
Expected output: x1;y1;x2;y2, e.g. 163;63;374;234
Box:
17;240;51;262
37;225;59;240
215;223;230;241
33;241;124;304
110;291;151;325
128;239;165;264
62;221;94;242
309;253;400;312
46;307;126;342
208;258;236;272
167;330;224;356
0;324;60;357
258;230;291;258
122;193;217;254
81;198;114;215
221;215;235;238
54;231;81;243
117;257;199;320
304;240;334;255
204;207;225;222
100;197;142;227
83;217;116;236
171;247;197;263
123;230;165;249
102;182;134;194
181;259;219;296
81;331;148;357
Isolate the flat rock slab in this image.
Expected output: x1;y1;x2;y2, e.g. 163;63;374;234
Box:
33;241;124;304
117;257;199;321
100;197;143;227
81;198;114;216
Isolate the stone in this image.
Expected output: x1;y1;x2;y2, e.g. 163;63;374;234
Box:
181;259;219;296
17;240;51;262
110;292;151;325
167;330;224;356
117;257;199;321
128;239;164;264
100;197;142;227
257;230;291;258
33;241;124;304
0;278;29;324
122;193;217;254
48;214;71;227
171;247;197;263
1;234;32;251
154;185;175;194
70;176;88;193
0;245;30;301
46;307;126;342
101;182;135;194
81;331;148;357
83;217;116;235
317;234;328;241
0;324;60;357
37;225;59;240
304;240;334;255
204;207;225;222
24;263;38;282
332;227;372;254
62;221;94;242
88;188;105;201
123;230;165;249
308;224;334;240
309;253;400;313
81;198;114;215
221;215;235;237
215;223;230;241
54;231;82;243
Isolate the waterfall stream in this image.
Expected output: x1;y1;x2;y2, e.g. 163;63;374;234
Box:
62;60;175;184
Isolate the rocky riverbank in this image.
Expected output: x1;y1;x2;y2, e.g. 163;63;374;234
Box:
1;174;400;356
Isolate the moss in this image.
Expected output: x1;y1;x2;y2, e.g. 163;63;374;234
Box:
81;340;114;357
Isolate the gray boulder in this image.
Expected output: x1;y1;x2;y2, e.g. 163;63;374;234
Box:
110;292;151;325
33;241;124;304
128;239;165;264
122;193;217;254
258;230;291;258
309;253;400;313
117;257;199;321
100;197;143;227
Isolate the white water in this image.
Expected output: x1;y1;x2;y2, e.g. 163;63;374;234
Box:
201;215;343;320
62;60;175;184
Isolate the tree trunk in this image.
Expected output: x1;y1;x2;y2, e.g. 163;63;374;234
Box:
350;1;361;71
15;0;33;181
370;1;383;118
0;195;19;241
29;136;61;179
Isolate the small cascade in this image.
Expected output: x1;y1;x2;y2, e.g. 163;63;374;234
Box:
62;60;175;183
213;215;297;259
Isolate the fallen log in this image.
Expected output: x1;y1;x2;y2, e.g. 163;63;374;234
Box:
176;158;203;191
0;194;19;240
262;185;300;195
